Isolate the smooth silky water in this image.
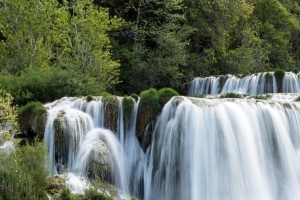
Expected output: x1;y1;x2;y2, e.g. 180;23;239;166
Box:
43;95;300;200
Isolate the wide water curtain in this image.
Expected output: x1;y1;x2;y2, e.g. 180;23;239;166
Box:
145;97;300;200
189;72;300;95
44;96;300;200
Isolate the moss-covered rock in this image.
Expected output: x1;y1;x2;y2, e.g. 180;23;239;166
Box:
136;88;160;140
18;101;47;140
274;69;285;92
122;96;135;124
102;95;119;132
157;88;179;108
87;139;111;180
53;115;68;169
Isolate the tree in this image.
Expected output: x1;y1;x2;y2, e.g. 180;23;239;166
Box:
0;89;18;132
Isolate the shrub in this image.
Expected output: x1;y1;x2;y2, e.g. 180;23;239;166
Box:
292;67;299;74
82;187;113;200
17;101;46;115
194;94;205;98
86;95;93;102
122;96;135;124
0;89;19;132
274;69;285;80
0;142;50;200
0;67;102;106
130;93;139;101
157;88;179;107
222;92;242;98
139;88;160;116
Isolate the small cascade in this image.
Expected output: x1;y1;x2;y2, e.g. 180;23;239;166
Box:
189;72;285;95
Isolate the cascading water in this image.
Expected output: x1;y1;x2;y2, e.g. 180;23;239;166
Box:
43;94;300;200
188;72;300;95
144;97;300;200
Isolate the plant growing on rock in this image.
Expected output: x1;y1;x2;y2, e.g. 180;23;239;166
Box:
102;95;119;132
17;101;47;140
222;92;242;98
136;88;160;140
274;69;285;92
158;88;179;108
122;96;135;124
86;94;94;102
292;68;299;74
130;93;139;101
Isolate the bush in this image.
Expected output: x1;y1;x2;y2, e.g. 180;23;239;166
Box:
274;69;285;80
139;88;160;116
0;142;50;200
0;89;19;132
157;88;179;107
194;94;205;98
122;96;135;124
292;67;299;74
130;93;139;101
17;101;46;115
0;67;102;106
222;92;242;98
82;187;112;200
86;95;94;102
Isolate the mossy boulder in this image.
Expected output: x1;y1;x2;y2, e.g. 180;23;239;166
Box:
136;88;160;140
18;101;47;140
102;95;119;132
87;139;111;180
53;115;68;169
122;96;135;124
157;88;179;108
274;69;285;92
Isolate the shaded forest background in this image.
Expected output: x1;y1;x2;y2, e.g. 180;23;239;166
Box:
0;0;300;104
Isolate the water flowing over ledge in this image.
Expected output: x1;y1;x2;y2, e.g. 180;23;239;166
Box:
43;95;300;200
188;72;300;95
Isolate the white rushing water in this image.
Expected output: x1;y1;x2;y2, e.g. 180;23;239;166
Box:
189;72;300;95
43;96;300;200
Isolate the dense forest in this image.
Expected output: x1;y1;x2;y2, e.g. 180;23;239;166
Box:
0;0;299;104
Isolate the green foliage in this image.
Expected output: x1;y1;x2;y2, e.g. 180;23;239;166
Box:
0;0;122;97
292;68;299;74
82;187;113;200
17;101;45;115
295;96;300;102
130;93;139;102
87;95;94;102
157;88;179;107
194;94;205;98
0;142;50;200
0;89;19;132
274;69;285;80
253;95;268;100
122;96;135;124
59;188;80;200
0;67;101;105
222;93;242;99
102;95;119;131
140;88;160;116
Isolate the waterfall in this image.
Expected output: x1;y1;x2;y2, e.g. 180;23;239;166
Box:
43;95;300;200
188;72;293;95
144;97;300;200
